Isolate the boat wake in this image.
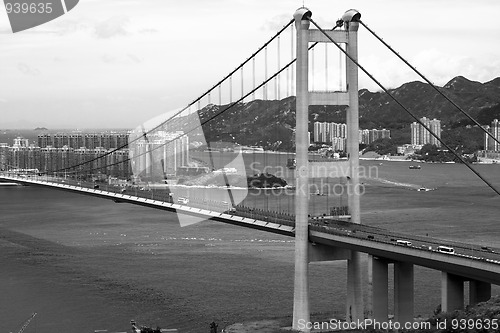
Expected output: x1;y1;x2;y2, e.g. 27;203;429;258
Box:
367;177;428;190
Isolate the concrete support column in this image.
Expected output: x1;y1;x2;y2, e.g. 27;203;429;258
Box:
441;272;464;312
469;280;491;306
346;252;364;321
292;8;311;332
368;256;389;322
394;262;414;324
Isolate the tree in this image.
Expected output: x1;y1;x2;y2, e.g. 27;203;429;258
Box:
364;138;397;155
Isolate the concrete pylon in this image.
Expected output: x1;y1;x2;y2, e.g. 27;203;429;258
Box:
292;7;312;332
345;18;364;323
292;7;364;330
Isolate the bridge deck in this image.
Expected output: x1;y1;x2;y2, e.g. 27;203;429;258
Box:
2;174;499;285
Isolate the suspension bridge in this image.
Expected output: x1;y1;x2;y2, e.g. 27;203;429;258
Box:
2;6;500;332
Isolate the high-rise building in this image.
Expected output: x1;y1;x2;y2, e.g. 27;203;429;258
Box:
314;121;390;148
429;119;441;147
0;143;8;170
358;129;390;145
37;134;52;148
13;136;29;147
131;131;189;178
485;119;500;151
411;117;441;147
53;133;70;148
69;133;84;149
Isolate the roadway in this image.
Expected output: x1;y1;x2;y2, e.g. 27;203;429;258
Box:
1;173;500;284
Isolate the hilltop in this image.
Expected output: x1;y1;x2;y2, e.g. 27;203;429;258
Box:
198;76;500;151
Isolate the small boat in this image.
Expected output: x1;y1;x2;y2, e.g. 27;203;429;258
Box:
409;165;421;170
417;187;434;192
131;320;178;333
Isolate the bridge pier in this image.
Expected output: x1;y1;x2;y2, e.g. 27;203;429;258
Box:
368;255;389;322
368;257;414;323
346;252;364;322
469;280;491;306
394;262;414;324
441;272;464;312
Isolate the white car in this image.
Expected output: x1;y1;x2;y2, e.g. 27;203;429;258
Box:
177;197;189;205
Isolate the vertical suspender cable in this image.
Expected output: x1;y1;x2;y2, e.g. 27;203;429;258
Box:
54;20;339;178
287;67;290;97
277;36;281;100
291;23;294;95
241;67;244;101
311;47;315;91
252;57;256;100
359;20;500;147
218;84;221;105
229;76;233;103
310;18;500;197
325;43;328;91
339;45;343;91
264;46;268;100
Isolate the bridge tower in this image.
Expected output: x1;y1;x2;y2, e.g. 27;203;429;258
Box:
292;8;363;331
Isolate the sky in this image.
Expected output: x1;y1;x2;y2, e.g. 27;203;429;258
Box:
1;0;500;129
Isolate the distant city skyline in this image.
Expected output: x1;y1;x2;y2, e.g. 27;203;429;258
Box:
1;0;500;128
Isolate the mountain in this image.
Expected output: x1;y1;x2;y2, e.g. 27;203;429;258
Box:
197;76;500;150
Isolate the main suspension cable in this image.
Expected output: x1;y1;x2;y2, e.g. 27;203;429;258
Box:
359;20;500;147
310;18;500;196
48;19;295;174
49;21;343;176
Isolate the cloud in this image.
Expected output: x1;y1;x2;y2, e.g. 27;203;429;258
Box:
101;55;117;64
127;53;142;64
139;28;158;34
54;19;88;35
260;14;292;31
412;49;500;86
94;16;130;39
17;63;41;76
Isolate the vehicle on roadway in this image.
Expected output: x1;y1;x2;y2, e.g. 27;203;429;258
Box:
396;240;412;246
481;246;495;253
437;245;455;254
177;197;189;205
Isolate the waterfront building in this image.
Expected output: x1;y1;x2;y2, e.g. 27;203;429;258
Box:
331;137;346;151
2;133;132;179
0;143;8;170
131;131;189;179
485;119;500;152
314;121;390;148
411;117;441;147
429;119;442;147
